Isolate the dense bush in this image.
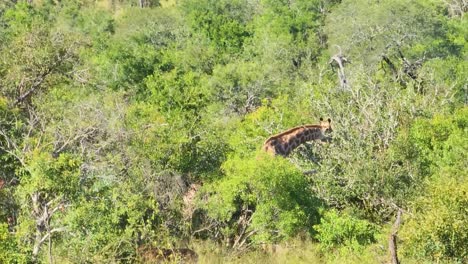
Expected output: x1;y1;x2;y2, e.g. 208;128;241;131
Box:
315;210;377;250
397;109;468;262
0;223;27;263
401;178;467;262
199;153;322;246
0;0;466;262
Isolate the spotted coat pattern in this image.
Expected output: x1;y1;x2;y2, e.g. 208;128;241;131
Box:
262;118;332;156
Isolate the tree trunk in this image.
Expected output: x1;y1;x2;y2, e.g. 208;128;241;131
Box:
389;209;402;264
32;230;42;261
48;229;53;264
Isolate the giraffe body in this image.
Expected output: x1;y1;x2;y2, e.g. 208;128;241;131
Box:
262;118;332;156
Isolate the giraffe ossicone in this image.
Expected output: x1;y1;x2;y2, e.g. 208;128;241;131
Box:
262;117;332;156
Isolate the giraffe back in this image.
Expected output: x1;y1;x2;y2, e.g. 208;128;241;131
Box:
262;118;332;156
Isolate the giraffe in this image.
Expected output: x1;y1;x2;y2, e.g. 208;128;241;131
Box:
262;118;332;156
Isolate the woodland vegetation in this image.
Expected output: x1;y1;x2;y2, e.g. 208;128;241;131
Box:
0;0;467;263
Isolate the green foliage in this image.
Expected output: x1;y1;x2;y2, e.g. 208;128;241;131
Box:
2;2;39;35
401;177;467;262
247;0;327;68
0;3;82;106
315;210;377;251
56;181;161;262
208;61;271;114
391;107;467;178
201;153;322;244
395;109;468;262
0;0;466;262
417;56;467;105
19;152;81;199
326;0;455;64
58;2;115;41
147;69;208;115
182;0;254;54
0;224;27;263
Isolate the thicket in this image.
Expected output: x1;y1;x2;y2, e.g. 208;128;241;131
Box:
0;0;466;263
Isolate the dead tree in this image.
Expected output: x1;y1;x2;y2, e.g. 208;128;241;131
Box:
380;42;425;90
329;46;350;89
31;193;70;263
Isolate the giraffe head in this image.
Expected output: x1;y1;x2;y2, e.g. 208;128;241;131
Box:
319;117;333;141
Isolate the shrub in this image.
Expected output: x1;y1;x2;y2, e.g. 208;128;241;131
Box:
314;210;377;251
400;177;468;262
199;153;322;246
0;224;28;263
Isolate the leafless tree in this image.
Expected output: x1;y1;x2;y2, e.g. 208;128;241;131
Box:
329;45;350;89
31;193;70;263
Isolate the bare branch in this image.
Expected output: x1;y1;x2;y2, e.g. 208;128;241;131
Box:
14;67;54;105
38;227;67;245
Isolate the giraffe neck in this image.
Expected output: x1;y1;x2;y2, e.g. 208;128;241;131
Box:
264;125;325;156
